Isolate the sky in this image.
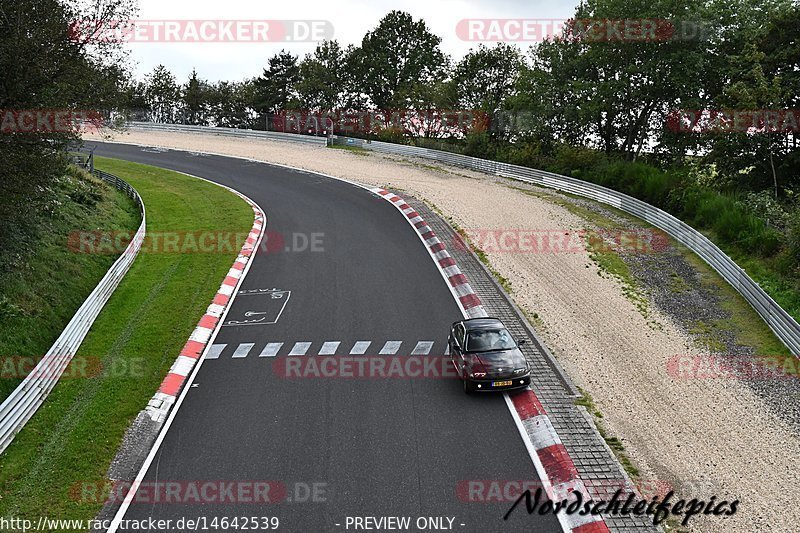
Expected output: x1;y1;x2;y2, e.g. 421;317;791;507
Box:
123;0;582;83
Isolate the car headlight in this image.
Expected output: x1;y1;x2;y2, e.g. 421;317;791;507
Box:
513;368;528;374
470;371;487;378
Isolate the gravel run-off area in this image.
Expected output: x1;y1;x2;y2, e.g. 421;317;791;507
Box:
85;129;800;532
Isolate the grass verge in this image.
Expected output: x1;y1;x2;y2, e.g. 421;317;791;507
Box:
574;388;639;478
327;143;369;155
0;157;253;522
0;166;141;401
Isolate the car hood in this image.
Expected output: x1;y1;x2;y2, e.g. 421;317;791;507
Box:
472;348;527;370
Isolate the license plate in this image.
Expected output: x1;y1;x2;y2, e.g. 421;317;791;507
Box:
493;380;512;387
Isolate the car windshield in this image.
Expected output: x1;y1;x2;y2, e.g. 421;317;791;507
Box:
466;328;516;352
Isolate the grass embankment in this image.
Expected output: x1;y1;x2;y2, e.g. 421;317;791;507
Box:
0;166;141;401
0;157;253;523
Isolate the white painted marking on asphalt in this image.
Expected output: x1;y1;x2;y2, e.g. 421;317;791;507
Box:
232;343;255;358
206;345;226;360
379;341;402;355
259;343;283;357
222;289;292;327
289;342;312;356
411;341;435;355
350;341;371;355
319;341;340;355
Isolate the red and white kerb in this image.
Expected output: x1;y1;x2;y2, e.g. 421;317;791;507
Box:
371;188;485;319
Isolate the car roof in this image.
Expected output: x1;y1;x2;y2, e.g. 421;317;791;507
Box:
461;317;505;330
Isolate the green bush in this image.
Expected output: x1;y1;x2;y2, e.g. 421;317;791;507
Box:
499;141;552;169
463;132;497;159
788;212;800;267
549;143;609;176
376;126;406;144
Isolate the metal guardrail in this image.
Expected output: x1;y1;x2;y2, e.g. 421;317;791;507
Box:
121;121;800;355
129;121;327;146
0;169;146;454
360;140;800;356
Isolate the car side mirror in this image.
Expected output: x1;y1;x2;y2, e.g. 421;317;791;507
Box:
518;339;527;346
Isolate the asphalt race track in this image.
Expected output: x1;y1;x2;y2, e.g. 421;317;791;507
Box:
91;142;560;533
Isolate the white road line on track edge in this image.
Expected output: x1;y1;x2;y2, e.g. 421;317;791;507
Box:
106;171;266;533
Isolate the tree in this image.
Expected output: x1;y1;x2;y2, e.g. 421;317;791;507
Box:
208;79;257;128
0;0;135;257
183;69;210;125
702;0;799;195
348;11;449;110
451;44;524;114
144;65;180;123
297;40;347;110
254;50;300;116
514;0;710;158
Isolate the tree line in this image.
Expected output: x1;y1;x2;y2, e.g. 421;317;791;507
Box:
2;0;798;286
128;3;798;195
125;2;800;280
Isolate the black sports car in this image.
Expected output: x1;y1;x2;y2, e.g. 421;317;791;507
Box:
448;317;531;394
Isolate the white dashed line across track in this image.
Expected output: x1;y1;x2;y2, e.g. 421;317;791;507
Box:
206;340;439;359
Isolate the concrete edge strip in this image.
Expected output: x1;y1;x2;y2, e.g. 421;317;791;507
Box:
107;173;267;533
371;186;610;533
